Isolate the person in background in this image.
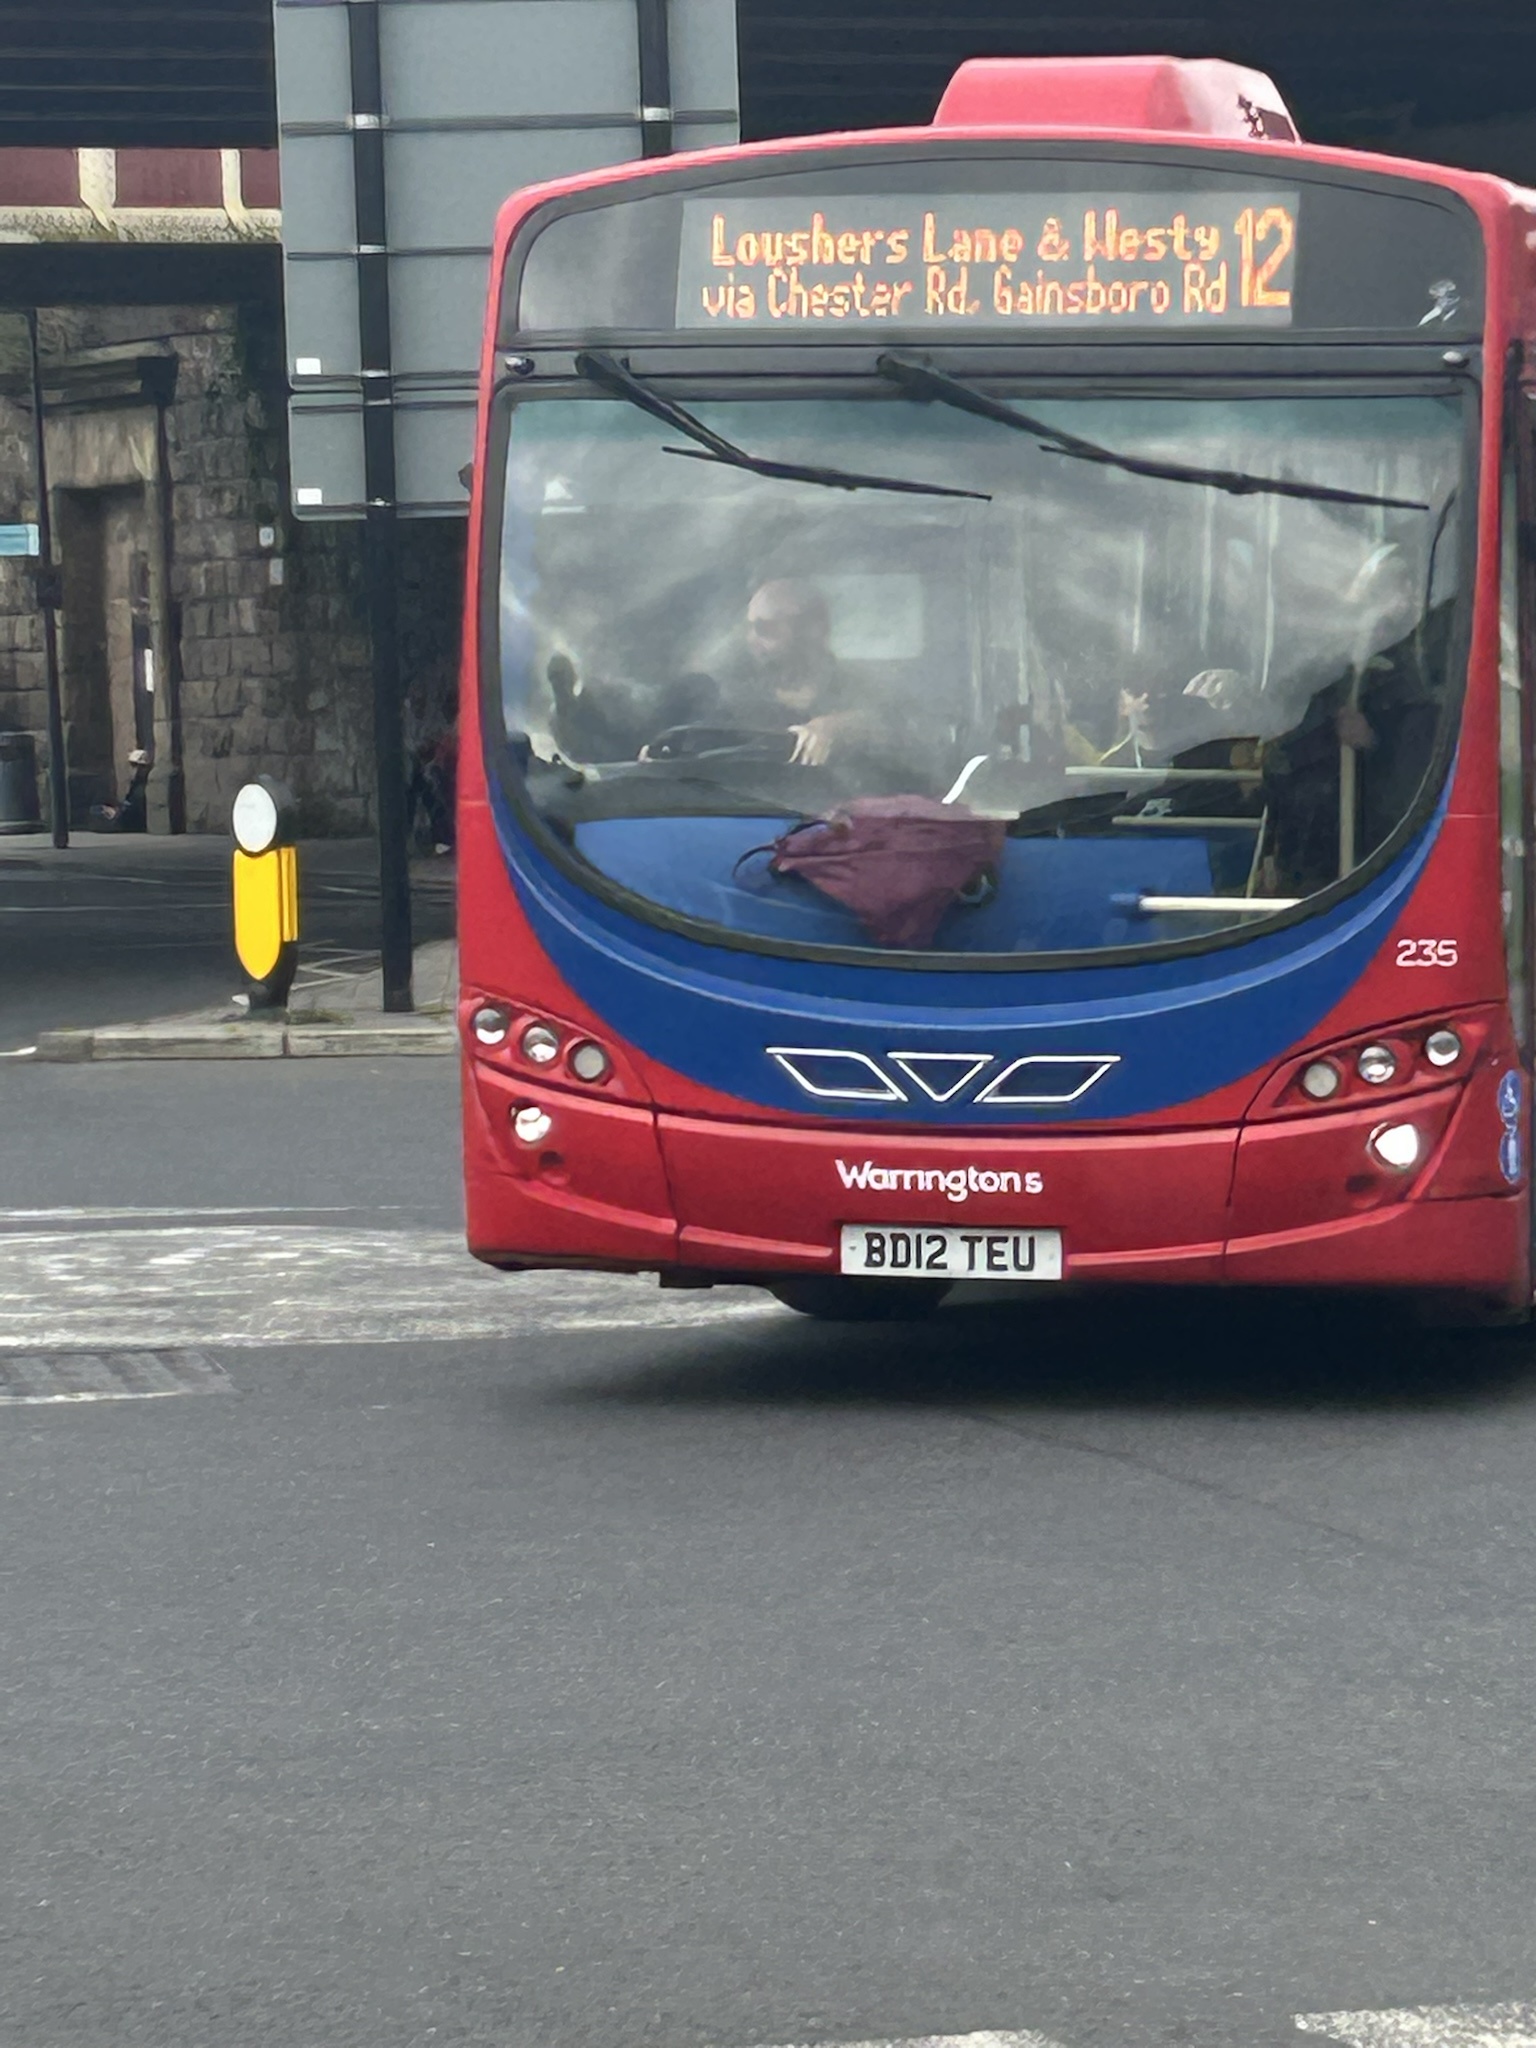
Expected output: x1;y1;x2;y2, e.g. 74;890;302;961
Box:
404;683;457;854
87;749;151;833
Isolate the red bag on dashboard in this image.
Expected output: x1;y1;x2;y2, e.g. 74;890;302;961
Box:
754;795;1005;949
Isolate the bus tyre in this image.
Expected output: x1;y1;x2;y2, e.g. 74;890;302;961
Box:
768;1277;949;1322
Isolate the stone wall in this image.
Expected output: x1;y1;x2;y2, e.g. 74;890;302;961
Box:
0;297;466;834
0;381;48;770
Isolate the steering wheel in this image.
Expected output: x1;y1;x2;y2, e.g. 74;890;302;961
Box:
642;722;798;765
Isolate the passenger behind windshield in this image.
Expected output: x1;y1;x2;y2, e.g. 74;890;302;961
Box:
1096;542;1445;893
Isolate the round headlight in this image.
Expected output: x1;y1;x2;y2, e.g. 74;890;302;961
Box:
471;1004;510;1046
1357;1043;1398;1085
1424;1027;1462;1068
231;781;280;854
512;1105;553;1145
1369;1121;1421;1172
569;1040;611;1083
520;1023;561;1066
1301;1060;1342;1101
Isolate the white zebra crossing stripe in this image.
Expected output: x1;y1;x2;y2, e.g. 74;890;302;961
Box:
0;1350;231;1404
1298;2008;1536;2048
0;1224;782;1350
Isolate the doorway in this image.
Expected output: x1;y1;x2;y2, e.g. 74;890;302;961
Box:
55;486;154;822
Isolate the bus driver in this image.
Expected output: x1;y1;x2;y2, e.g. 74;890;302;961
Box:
739;578;867;766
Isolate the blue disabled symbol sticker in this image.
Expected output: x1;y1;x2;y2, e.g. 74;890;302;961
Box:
1501;1126;1523;1186
1498;1069;1524;1125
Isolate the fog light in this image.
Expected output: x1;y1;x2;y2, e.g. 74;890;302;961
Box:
471;1004;510;1045
512;1105;553;1145
1357;1043;1398;1085
520;1022;561;1065
1301;1059;1342;1101
569;1040;611;1083
1369;1121;1421;1171
1424;1027;1462;1068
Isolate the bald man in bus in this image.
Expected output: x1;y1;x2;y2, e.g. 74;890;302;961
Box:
740;578;867;766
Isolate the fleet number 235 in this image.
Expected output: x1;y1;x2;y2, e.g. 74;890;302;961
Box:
1396;938;1459;966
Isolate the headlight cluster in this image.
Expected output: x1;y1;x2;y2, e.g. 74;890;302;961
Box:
1289;1022;1464;1109
1257;1016;1487;1185
465;1000;615;1094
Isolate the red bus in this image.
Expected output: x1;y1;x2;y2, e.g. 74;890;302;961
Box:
458;54;1536;1324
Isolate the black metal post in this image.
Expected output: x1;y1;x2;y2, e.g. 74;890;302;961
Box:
636;0;675;157
24;309;67;848
348;0;413;1011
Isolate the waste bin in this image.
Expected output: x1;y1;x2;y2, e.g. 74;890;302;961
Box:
0;732;42;834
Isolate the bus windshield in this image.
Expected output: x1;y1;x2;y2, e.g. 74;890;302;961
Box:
496;386;1465;960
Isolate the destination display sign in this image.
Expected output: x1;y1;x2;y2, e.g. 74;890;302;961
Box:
676;190;1300;331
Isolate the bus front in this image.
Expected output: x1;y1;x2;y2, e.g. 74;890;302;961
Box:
460;60;1529;1322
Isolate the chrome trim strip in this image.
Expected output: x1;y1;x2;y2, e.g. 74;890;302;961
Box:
974;1054;1121;1106
887;1051;994;1103
766;1047;907;1102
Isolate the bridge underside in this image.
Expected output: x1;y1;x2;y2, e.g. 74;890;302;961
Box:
0;0;1531;181
736;1;1536;179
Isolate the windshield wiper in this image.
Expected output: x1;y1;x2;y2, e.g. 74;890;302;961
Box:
875;353;1430;513
574;349;989;503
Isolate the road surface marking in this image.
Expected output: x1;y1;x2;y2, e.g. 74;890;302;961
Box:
1298;2008;1536;2048
0;901;226;914
748;2034;1067;2048
0;1224;783;1349
0;1350;230;1404
0;1204;409;1225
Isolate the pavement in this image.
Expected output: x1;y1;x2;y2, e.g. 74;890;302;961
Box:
0;830;458;1058
3;1051;1536;2048
29;934;459;1061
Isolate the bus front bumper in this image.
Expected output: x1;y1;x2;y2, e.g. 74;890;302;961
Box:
464;1061;1529;1303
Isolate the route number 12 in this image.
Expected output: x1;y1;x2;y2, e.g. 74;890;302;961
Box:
1234;205;1294;309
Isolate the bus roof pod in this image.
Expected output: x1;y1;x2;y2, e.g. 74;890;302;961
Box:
931;56;1300;143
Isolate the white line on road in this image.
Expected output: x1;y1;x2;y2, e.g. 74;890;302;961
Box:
0;901;226;914
748;2034;1067;2048
0;1224;783;1350
1298;2007;1536;2048
0;1204;409;1223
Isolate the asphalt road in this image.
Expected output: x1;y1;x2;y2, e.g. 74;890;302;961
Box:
0;834;456;1046
2;1057;1535;2048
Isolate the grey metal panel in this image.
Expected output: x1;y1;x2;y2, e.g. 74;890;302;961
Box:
287;395;367;519
676;119;739;151
275;0;742;518
382;2;640;119
388;253;494;377
282;258;362;377
276;134;356;254
385;128;637;249
669;0;741;114
395;398;481;512
272;4;353;129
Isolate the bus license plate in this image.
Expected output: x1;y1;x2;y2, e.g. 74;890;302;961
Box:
839;1225;1063;1281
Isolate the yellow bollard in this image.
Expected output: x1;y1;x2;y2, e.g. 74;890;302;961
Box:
231;777;299;1009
